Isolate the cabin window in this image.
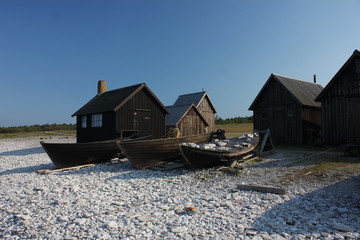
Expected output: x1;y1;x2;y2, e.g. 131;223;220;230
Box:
261;112;266;119
81;116;87;128
91;114;103;127
287;110;294;117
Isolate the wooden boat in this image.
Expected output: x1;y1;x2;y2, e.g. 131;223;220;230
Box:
179;133;260;169
118;133;211;169
41;136;150;169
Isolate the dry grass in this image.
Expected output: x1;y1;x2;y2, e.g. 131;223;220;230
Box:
0;130;76;139
280;154;360;185
215;123;253;138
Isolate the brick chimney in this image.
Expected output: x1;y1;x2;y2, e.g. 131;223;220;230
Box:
97;80;107;94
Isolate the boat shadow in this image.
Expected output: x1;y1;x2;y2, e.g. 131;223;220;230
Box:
0;147;44;156
0;163;55;175
56;160;189;180
250;175;360;235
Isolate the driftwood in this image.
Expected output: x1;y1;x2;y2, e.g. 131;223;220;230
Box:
237;184;286;195
37;164;96;174
257;129;274;155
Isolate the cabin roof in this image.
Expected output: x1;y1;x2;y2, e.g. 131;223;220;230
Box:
72;83;168;116
316;49;360;101
165;104;208;126
249;73;323;110
173;91;217;113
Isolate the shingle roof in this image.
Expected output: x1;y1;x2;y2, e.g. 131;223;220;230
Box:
316;49;360;101
173;91;216;112
72;83;168;116
165;104;208;126
249;74;323;110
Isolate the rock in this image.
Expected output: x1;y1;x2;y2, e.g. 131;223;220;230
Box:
332;223;353;232
106;221;118;229
171;226;188;233
73;218;87;225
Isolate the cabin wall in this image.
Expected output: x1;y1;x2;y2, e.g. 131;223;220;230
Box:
320;56;360;145
76;111;116;143
301;108;322;144
197;97;215;131
116;89;167;139
178;108;208;136
251;78;306;144
253;105;302;144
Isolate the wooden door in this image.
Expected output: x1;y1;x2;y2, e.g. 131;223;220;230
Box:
134;110;152;137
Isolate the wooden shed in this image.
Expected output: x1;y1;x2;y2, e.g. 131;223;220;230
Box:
172;91;217;132
165;104;209;137
249;74;323;144
72;81;168;143
315;49;360;145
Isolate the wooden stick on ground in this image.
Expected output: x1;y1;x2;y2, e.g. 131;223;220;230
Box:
37;164;96;174
237;184;286;195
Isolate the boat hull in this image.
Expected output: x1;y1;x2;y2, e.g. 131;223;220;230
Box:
180;135;259;169
41;135;153;169
118;133;211;169
41;139;122;169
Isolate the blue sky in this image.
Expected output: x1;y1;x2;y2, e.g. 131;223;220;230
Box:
1;0;359;127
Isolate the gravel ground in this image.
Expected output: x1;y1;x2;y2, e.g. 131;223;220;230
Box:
0;136;359;240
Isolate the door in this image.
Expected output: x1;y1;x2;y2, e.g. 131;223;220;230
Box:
134;109;152;137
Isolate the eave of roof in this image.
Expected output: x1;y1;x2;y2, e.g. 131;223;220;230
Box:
72;83;169;116
315;49;360;101
249;73;323;110
173;91;217;113
165;104;209;126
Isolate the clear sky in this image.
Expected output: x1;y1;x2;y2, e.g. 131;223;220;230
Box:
1;0;359;127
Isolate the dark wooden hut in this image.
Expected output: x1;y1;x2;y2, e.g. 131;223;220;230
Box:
72;81;168;143
165;104;209;137
249;74;323;144
172;91;217;132
315;49;360;145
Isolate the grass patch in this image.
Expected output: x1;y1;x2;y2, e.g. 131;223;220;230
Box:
215;123;253;138
280;157;360;185
0;130;76;139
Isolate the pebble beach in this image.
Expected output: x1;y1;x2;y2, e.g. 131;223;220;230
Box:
0;136;359;240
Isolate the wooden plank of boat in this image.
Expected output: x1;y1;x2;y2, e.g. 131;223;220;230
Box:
118;133;211;169
41;136;151;169
179;133;260;169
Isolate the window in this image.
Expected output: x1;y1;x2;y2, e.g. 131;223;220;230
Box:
261;112;266;119
81;116;87;128
287;110;294;117
91;114;103;127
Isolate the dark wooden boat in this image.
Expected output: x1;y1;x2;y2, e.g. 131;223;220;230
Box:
179;133;260;169
41;136;150;169
118;133;211;169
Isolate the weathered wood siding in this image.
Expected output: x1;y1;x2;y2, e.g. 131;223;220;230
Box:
197;96;215;131
116;89;167;139
76;112;116;143
252;79;302;144
178;108;208;136
252;78;321;144
320;57;360;145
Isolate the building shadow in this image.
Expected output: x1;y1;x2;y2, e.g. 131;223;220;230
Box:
251;175;360;236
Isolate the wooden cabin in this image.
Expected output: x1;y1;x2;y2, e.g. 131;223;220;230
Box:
249;74;323;144
172;91;217;132
72;81;168;143
165;104;209;137
315;49;360;145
